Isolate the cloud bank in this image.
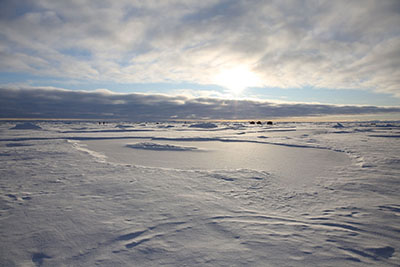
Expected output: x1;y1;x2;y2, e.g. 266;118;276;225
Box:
1;87;399;120
0;0;399;96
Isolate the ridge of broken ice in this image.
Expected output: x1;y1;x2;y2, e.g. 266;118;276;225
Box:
189;122;218;128
126;142;198;151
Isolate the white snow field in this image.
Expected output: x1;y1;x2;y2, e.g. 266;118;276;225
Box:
0;121;399;266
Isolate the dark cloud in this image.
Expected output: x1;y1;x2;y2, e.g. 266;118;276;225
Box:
1;87;398;120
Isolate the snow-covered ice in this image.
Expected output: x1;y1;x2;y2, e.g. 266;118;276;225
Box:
0;121;399;266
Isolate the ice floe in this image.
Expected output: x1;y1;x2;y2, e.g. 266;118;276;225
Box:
0;120;399;266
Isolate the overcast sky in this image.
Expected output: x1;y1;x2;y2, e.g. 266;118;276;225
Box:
0;0;399;120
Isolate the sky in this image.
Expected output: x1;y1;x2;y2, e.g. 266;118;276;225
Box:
0;0;399;121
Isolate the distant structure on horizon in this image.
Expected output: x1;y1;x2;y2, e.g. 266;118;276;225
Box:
249;121;273;125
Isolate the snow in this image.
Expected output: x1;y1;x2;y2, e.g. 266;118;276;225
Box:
0;121;399;266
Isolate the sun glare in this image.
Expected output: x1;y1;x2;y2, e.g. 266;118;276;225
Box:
214;66;262;96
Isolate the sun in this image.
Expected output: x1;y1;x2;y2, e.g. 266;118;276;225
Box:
213;65;262;96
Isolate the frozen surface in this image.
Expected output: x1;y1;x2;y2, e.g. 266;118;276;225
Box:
82;138;349;187
0;121;399;266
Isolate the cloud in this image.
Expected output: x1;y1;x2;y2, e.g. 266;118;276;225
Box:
1;87;399;120
0;0;399;96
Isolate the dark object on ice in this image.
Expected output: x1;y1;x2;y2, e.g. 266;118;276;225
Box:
256;121;262;125
366;246;395;259
10;122;42;130
249;121;255;125
333;122;344;128
267;121;273;125
32;253;52;265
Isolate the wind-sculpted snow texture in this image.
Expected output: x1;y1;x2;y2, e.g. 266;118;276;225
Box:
0;121;399;266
